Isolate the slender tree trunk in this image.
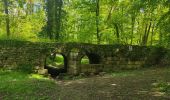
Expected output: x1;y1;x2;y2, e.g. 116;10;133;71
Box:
27;0;34;15
159;28;163;45
136;21;140;45
142;22;152;46
3;0;10;37
114;23;120;43
131;17;135;45
107;6;114;21
96;0;100;44
146;22;152;42
150;23;155;46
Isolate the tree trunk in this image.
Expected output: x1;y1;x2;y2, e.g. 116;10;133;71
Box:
131;16;135;45
107;6;114;22
46;0;54;39
159;28;163;45
27;0;34;15
3;0;10;37
55;0;63;40
142;22;152;46
96;0;100;44
150;23;155;46
114;23;120;43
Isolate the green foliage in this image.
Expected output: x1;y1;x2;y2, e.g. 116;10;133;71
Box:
58;0;170;45
0;0;169;47
0;0;45;41
81;56;90;64
46;54;64;68
55;55;64;65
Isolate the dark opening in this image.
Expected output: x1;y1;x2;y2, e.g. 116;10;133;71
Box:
45;53;67;77
87;53;101;64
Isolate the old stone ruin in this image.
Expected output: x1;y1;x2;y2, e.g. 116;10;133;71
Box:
0;40;170;77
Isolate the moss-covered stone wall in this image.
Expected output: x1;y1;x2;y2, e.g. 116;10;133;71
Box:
0;40;51;69
0;40;169;74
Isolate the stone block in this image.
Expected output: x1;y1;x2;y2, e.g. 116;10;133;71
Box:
68;65;78;74
103;65;114;72
134;61;144;65
128;61;134;65
107;57;113;60
112;57;119;61
38;68;48;75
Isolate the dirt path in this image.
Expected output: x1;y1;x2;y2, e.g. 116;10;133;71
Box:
55;67;170;100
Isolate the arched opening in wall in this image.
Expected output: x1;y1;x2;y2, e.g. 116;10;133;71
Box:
45;53;67;77
87;53;101;64
81;56;90;64
80;53;101;74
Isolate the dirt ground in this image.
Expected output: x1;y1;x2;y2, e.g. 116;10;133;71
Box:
55;67;170;100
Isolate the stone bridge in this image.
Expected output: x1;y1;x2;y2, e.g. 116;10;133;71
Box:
0;40;169;75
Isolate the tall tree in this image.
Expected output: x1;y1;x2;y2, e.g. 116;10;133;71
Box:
46;0;54;39
46;0;63;40
96;0;100;44
55;0;63;40
3;0;10;37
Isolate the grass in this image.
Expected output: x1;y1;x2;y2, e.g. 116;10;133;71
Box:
0;70;60;100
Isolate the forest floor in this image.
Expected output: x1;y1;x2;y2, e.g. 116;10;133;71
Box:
0;67;170;100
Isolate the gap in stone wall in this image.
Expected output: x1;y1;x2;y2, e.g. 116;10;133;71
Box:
81;56;89;64
45;53;67;77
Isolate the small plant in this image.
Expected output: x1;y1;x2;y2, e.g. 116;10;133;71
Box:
152;82;170;93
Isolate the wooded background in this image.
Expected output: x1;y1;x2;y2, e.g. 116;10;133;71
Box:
0;0;169;47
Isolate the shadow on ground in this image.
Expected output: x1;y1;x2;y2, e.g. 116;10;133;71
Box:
56;67;170;100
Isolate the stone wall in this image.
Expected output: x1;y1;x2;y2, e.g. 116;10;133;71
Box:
0;40;169;75
79;45;167;73
0;40;49;69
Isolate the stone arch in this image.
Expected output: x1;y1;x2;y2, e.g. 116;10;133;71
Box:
44;49;68;77
77;50;101;64
76;49;102;74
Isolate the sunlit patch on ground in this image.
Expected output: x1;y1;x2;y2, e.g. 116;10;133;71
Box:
29;74;49;80
150;91;165;97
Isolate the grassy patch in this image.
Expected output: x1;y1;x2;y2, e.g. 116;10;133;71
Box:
0;70;60;100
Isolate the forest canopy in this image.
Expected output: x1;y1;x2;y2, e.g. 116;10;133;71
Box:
0;0;169;47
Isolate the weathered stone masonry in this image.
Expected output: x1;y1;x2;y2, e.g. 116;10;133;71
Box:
0;40;169;75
